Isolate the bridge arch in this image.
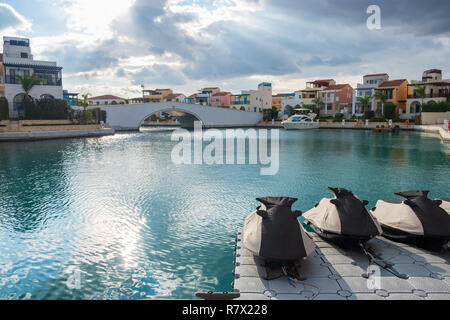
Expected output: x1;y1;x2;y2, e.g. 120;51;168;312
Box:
137;106;206;128
100;101;263;130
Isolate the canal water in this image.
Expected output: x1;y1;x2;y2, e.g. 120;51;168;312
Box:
0;129;449;299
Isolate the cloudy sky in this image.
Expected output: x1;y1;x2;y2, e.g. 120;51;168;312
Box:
1;0;449;98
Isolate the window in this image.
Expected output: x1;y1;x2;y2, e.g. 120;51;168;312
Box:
21;52;28;58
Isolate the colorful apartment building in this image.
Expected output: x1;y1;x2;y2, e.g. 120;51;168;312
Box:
195;87;220;105
143;88;173;103
319;84;354;116
231;82;272;113
211;91;231;107
352;73;390;116
272;93;288;110
300;79;336;106
374;79;409;116
0;36;63;118
406;69;450;117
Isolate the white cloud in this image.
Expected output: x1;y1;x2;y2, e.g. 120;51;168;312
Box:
0;2;32;33
59;0;136;39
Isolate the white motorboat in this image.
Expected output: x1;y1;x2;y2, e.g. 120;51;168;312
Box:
281;114;319;130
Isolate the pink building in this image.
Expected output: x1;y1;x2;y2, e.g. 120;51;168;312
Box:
211;91;231;107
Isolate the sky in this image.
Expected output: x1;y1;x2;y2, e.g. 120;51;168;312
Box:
1;0;450;98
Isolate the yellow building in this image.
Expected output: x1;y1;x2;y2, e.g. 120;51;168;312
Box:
272;94;288;110
374;79;408;116
143;89;173;103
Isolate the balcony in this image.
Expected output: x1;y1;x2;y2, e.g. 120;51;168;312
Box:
231;101;250;105
5;75;62;86
407;93;449;99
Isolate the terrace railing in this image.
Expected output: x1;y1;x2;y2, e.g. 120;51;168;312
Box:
407;93;449;99
5;75;62;86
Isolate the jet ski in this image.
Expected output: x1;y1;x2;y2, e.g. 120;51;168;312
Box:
302;187;382;248
437;198;450;214
371;191;450;249
242;197;315;280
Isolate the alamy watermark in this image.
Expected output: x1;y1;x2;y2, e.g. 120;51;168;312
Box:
367;5;381;30
171;121;280;176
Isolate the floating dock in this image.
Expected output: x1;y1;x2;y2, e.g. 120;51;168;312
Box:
233;230;450;300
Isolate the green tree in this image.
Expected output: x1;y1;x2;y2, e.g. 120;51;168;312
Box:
17;74;40;101
374;90;388;115
0;97;9;120
383;102;397;119
312;97;322;112
78;93;90;112
357;95;372;113
286;105;295;117
414;85;427;108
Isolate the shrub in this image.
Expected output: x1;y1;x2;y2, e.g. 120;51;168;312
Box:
383;102;397;119
369;117;386;122
24;98;72;120
334;113;344;120
364;110;375;119
421;101;450;112
0;96;9;120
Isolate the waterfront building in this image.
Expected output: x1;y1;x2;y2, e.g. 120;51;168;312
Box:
298;79;336;107
406;69;450;118
88;95;126;106
143;88;173;103
0;53;4;99
195;87;221;105
211;91;231;107
352;73;389;116
130;97;144;104
164;93;186;102
231;82;272;113
63;90;78;106
374;79;409;116
272;93;292;110
0;36;63;118
185;94;198;104
319;84;354;117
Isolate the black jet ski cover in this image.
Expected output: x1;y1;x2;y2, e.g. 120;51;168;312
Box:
303;188;382;242
242;197;315;263
393;191;450;239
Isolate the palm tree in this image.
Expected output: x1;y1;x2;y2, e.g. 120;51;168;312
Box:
17;74;40;101
374;91;388;115
357;95;373;113
78;93;90;112
414;85;427;107
312;97;322;117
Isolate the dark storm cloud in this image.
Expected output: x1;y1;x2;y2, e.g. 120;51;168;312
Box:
263;0;450;35
113;0;200;60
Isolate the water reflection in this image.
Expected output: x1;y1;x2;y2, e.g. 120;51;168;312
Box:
0;130;448;299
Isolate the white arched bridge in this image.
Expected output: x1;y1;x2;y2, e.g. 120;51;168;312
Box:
100;102;263;130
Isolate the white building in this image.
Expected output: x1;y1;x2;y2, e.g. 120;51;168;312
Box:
163;93;186;103
406;69;450;118
0;36;63;119
231;82;272;113
352;73;389;116
88;95;126;106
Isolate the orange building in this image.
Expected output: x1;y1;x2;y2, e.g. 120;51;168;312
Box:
374;79;409;116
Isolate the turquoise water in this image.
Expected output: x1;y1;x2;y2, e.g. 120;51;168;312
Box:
0;129;449;300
